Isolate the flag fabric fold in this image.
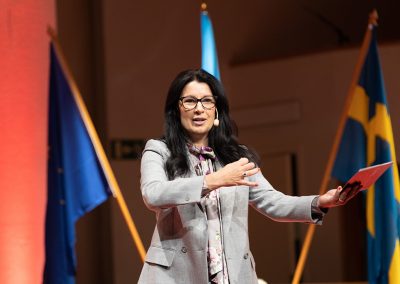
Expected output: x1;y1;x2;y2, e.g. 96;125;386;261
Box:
332;28;400;284
200;10;220;80
44;43;112;284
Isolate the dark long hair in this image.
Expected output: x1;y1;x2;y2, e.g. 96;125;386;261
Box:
163;69;259;180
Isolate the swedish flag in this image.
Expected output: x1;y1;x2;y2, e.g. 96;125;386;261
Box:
332;28;400;283
200;9;220;80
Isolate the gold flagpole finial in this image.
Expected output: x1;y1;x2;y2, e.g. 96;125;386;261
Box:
47;26;57;40
201;2;207;11
369;9;379;27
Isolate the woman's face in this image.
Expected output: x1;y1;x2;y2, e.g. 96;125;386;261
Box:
179;80;216;145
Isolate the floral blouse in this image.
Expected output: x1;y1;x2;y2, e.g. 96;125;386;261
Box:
188;144;229;284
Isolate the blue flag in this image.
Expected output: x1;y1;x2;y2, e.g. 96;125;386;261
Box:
200;10;220;80
44;43;112;284
332;28;400;283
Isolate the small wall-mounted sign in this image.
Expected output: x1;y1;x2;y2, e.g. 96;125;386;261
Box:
111;139;146;160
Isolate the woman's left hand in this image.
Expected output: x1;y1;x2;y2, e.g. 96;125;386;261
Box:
318;184;360;208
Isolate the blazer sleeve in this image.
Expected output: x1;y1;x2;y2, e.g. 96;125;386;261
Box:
248;171;319;223
140;139;204;211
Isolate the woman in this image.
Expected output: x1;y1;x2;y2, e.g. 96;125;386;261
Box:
138;69;351;284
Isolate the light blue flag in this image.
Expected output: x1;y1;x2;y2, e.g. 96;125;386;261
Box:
44;43;112;284
332;28;400;284
201;10;220;80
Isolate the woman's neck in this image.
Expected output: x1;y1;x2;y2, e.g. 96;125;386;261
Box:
189;136;208;148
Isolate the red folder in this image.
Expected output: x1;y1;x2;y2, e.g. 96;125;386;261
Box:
339;161;393;201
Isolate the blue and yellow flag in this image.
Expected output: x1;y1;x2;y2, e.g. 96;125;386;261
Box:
200;9;220;80
332;28;400;283
44;43;112;284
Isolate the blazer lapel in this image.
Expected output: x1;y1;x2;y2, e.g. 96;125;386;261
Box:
219;186;236;238
214;160;237;237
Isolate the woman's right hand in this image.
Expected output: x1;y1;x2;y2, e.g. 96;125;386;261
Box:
205;158;260;190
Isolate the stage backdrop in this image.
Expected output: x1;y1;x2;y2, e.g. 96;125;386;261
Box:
0;1;55;283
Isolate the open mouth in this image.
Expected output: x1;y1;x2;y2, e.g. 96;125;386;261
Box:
193;117;206;126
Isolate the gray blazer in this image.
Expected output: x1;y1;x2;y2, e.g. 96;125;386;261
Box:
138;139;318;284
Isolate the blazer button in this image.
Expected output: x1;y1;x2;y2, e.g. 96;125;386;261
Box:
181;247;187;253
185;196;190;201
243;253;249;259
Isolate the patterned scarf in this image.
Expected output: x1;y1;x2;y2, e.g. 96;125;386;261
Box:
187;144;216;175
187;144;229;284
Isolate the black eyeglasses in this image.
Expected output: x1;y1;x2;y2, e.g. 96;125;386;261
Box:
179;96;217;110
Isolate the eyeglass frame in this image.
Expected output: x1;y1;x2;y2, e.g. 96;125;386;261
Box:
179;95;218;110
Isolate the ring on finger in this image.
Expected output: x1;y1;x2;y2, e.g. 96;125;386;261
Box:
242;171;247;177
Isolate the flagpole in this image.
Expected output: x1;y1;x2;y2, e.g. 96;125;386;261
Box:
291;10;378;284
47;27;146;262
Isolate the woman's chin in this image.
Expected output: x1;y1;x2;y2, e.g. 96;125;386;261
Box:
186;127;211;140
